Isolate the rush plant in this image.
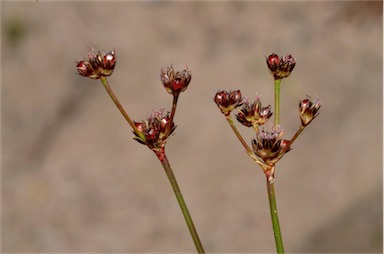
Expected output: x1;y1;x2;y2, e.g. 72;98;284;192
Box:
76;48;204;253
76;49;321;253
214;53;321;253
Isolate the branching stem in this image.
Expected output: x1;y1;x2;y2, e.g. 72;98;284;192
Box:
99;76;145;141
274;79;281;127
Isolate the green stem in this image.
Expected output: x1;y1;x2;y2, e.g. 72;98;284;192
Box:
266;175;284;253
290;125;305;145
281;125;305;155
225;115;263;166
226;115;253;155
99;76;145;141
154;149;205;254
274;79;281;127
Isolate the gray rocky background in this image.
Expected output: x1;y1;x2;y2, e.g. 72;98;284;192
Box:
1;1;382;253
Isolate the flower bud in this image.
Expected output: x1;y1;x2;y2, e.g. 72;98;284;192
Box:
299;97;321;126
266;53;280;73
160;65;191;96
213;90;243;116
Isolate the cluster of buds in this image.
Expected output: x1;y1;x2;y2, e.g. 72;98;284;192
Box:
236;96;273;128
213;90;243;116
252;126;291;165
133;109;176;150
160;65;192;97
76;48;116;79
266;53;296;80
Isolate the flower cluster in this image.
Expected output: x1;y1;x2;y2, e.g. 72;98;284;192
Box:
76;50;190;153
236;96;273;128
132;65;191;151
161;65;192;96
214;53;321;178
252;126;290;165
299;97;321;126
213;90;243;116
213;89;288;168
76;48;116;79
133;109;176;150
266;53;296;80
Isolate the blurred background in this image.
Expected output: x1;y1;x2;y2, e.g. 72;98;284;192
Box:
1;1;382;253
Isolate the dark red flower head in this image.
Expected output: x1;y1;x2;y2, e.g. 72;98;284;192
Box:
160;65;191;96
76;48;116;79
252;126;290;165
236;96;273;127
213;90;243;116
299;96;321;126
133;109;176;149
266;53;296;80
